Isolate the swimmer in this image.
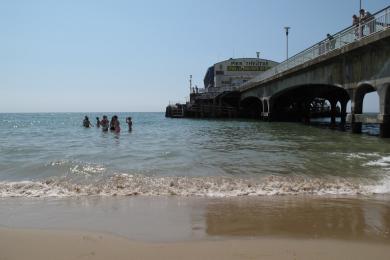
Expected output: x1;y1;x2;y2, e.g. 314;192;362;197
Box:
126;117;133;131
101;115;109;132
83;116;92;128
96;117;101;128
113;115;120;133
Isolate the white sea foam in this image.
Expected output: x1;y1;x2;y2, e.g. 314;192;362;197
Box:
365;176;390;194
47;160;106;176
364;156;390;167
1;174;389;198
345;152;380;160
48;160;67;166
70;164;106;176
0;180;77;198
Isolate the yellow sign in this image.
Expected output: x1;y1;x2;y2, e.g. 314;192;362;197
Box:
227;66;270;72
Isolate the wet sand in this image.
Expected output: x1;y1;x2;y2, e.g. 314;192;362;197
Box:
0;195;390;259
1;227;390;260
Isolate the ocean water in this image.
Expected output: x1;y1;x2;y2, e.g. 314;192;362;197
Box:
0;112;390;198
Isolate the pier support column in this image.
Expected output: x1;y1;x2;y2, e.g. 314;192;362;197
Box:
351;118;362;134
302;100;311;125
339;99;348;131
212;98;217;118
261;101;265;120
262;99;269;121
329;98;337;129
351;89;364;134
266;98;274;122
378;83;390;138
380;115;390;138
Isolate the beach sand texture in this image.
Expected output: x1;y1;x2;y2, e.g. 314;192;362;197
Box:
1;196;390;259
1;227;390;260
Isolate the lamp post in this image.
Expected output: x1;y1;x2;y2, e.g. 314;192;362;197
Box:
358;0;363;38
284;27;290;60
189;75;192;93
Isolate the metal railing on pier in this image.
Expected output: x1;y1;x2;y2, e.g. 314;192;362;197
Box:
191;86;239;99
240;5;390;91
192;86;238;94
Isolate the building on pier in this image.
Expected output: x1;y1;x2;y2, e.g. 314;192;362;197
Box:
166;57;279;118
201;58;279;94
203;58;278;92
186;58;279;118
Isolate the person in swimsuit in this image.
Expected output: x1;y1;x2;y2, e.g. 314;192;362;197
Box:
101;115;109;131
83;116;92;128
126;117;133;132
113;115;120;133
110;116;115;131
96;117;101;128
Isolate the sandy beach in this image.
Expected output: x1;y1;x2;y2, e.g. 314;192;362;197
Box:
0;196;390;259
1;227;390;260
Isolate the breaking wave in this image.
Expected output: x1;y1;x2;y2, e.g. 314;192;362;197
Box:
1;174;390;198
364;156;390;168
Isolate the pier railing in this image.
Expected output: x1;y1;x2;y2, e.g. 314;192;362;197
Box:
191;86;239;99
239;6;390;91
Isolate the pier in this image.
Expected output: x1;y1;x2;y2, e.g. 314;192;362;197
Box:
166;6;390;137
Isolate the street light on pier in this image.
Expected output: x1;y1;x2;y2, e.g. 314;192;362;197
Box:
189;75;192;93
284;26;291;60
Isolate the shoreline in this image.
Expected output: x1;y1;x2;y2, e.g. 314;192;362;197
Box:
1;227;390;260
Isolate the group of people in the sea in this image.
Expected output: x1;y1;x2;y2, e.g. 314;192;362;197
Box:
83;115;132;132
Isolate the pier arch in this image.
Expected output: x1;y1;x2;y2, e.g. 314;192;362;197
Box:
351;83;376;114
362;92;379;113
269;84;350;124
240;97;263;119
350;83;377;133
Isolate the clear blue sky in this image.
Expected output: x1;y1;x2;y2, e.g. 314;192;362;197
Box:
0;0;388;112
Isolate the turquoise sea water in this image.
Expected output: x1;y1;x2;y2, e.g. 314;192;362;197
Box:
0;112;390;197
